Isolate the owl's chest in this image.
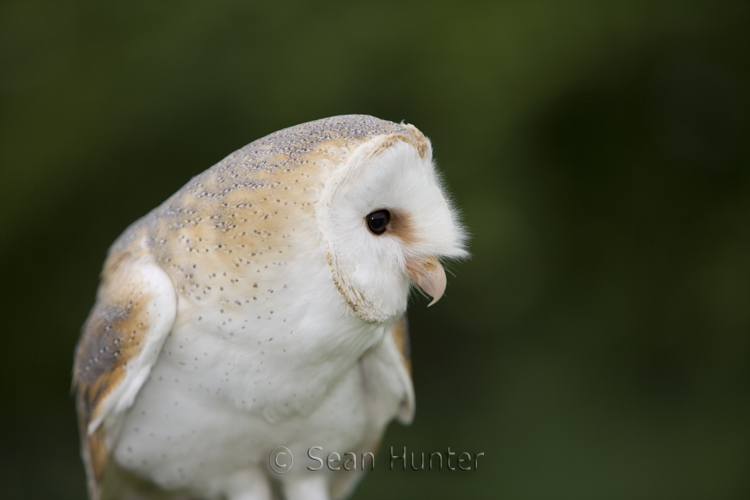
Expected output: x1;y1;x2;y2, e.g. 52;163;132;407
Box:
113;305;381;492
147;223;379;410
111;269;386;487
159;301;383;421
148;246;387;418
111;217;389;489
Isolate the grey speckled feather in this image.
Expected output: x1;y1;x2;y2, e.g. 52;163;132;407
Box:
72;114;461;500
109;115;423;257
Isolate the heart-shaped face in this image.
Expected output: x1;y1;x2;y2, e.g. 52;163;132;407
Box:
321;130;467;322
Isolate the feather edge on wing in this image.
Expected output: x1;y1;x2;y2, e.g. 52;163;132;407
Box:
73;252;177;499
330;314;414;500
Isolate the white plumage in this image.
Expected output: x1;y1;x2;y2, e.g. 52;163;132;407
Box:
74;115;467;500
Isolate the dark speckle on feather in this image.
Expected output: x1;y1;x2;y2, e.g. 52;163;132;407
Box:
75;303;133;385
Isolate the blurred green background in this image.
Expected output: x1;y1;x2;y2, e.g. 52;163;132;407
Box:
2;1;749;498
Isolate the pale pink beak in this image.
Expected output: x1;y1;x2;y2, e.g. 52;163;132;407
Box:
406;256;447;306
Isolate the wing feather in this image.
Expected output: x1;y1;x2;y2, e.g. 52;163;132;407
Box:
73;252;176;499
331;314;415;500
362;314;415;425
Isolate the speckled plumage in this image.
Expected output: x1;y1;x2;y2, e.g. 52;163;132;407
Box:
73;115;466;500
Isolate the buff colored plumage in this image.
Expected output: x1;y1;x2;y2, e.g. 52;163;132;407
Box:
73;115;467;500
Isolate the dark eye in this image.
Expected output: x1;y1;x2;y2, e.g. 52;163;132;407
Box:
365;209;390;235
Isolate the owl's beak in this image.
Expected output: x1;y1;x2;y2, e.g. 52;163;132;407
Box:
406;256;447;306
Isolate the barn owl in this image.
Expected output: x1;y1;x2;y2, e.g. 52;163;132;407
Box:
73;115;467;500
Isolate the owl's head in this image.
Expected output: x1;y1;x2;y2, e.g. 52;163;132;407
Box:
319;125;468;323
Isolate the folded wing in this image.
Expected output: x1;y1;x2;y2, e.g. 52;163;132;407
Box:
73;252;177;500
331;314;415;500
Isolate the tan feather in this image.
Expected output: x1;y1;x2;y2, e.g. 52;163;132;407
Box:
73;252;177;499
72;115;459;500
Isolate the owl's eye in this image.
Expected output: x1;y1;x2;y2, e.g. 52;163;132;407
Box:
365;210;390;235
